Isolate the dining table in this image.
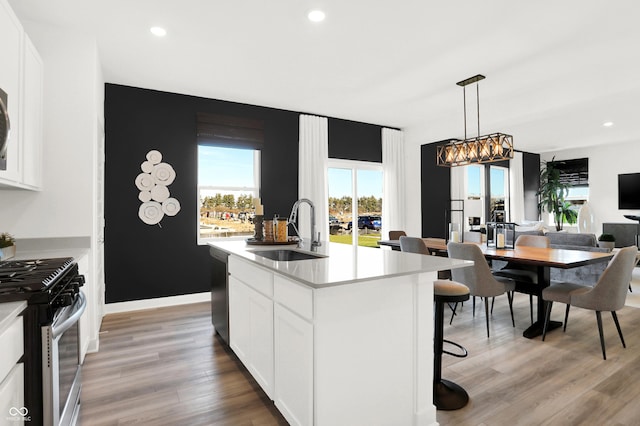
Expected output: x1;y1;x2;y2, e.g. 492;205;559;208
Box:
380;238;616;339
479;245;614;338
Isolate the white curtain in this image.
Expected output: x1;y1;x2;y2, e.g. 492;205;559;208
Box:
382;128;405;239
298;114;329;242
509;151;526;223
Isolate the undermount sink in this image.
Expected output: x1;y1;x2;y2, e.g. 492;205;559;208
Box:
252;249;326;262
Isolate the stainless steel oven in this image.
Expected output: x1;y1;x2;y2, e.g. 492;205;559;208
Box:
42;291;86;426
0;257;85;426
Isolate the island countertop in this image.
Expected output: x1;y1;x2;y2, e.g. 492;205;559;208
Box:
208;240;471;289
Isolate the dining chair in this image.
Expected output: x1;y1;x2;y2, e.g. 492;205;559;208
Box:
447;242;516;338
541;245;638;360
493;235;550;323
389;230;407;240
399;235;428;254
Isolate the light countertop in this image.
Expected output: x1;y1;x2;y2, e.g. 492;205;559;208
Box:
10;236;90;262
209;240;471;289
0;301;27;334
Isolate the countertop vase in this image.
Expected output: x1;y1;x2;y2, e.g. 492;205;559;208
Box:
0;244;16;260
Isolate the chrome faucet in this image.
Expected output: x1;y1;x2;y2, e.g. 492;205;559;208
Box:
288;198;321;249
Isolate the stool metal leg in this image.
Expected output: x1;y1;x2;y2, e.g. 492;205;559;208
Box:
434;297;469;410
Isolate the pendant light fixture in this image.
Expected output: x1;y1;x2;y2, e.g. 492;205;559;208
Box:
437;74;513;167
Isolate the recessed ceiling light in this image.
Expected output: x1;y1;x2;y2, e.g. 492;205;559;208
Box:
308;10;326;22
150;27;167;37
603;121;614;127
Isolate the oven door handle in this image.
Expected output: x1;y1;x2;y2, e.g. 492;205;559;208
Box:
51;290;87;339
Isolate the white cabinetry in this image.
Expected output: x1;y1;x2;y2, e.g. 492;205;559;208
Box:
228;257;274;398
273;304;313;426
0;0;23;184
0;0;43;190
20;35;43;189
0;302;26;425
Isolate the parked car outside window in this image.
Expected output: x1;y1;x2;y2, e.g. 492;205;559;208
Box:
347;215;381;230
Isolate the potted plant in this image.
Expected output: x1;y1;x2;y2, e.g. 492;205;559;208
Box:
598;233;616;250
0;232;16;260
537;158;578;231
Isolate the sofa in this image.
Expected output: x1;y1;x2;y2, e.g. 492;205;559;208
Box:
545;232;610;285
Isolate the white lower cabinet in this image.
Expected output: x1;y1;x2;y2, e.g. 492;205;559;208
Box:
228;275;274;398
273;304;313;426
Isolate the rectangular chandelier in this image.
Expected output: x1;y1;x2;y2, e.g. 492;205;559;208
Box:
437;74;514;167
436;133;514;167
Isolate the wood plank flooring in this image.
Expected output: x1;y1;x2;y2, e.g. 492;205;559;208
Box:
79;303;287;425
81;292;640;425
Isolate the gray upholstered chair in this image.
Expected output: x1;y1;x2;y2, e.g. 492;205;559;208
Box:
542;246;638;360
389;230;407;240
494;235;550;323
447;242;516;338
399;235;428;254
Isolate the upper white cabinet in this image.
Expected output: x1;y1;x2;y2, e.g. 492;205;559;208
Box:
0;0;43;190
0;0;23;184
21;35;43;189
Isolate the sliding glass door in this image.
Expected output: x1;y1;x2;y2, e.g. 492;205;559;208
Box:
328;160;383;247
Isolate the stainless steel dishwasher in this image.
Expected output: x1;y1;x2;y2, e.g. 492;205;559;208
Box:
210;247;230;344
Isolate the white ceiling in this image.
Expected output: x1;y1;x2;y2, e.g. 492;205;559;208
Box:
9;0;640;153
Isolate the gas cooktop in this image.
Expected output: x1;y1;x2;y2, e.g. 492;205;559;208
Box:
0;257;75;292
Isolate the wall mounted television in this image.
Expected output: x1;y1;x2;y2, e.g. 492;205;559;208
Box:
618;173;640;209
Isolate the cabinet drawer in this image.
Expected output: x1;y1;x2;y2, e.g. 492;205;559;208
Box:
0;363;24;422
0;317;22;382
274;275;313;320
229;256;273;298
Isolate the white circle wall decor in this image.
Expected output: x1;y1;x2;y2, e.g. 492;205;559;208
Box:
139;191;152;202
150;162;176;186
135;173;155;191
150;184;170;202
136;150;179;226
146;150;162;164
141;161;154;173
162;198;181;216
139;201;164;225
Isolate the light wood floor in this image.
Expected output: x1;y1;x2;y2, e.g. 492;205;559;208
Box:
79;303;287;425
81;292;640;425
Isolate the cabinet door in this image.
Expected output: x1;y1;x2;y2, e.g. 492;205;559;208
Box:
0;363;24;424
274;304;313;426
0;0;23;184
20;34;43;189
229;276;250;365
247;286;274;398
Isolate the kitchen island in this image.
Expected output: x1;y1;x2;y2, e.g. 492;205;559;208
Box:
209;240;470;426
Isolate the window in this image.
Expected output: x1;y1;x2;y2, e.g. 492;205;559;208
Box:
489;165;509;222
197;145;260;242
328;159;383;247
465;165;484;229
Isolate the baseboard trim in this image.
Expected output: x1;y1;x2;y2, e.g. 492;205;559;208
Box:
105;292;211;314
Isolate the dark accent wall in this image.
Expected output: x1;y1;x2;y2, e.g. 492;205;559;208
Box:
421;142;451;238
522;152;541;220
104;84;383;303
328;118;382;162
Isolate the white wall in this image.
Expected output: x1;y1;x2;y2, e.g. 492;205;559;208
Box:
541;139;640;236
0;19;104;354
0;23;100;239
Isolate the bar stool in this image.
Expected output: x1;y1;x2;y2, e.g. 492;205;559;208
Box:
434;279;470;410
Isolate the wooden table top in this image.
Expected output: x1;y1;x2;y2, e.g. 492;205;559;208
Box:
378;238;447;251
480;245;614;269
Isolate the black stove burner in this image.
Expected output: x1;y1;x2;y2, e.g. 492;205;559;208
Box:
0;257;74;292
